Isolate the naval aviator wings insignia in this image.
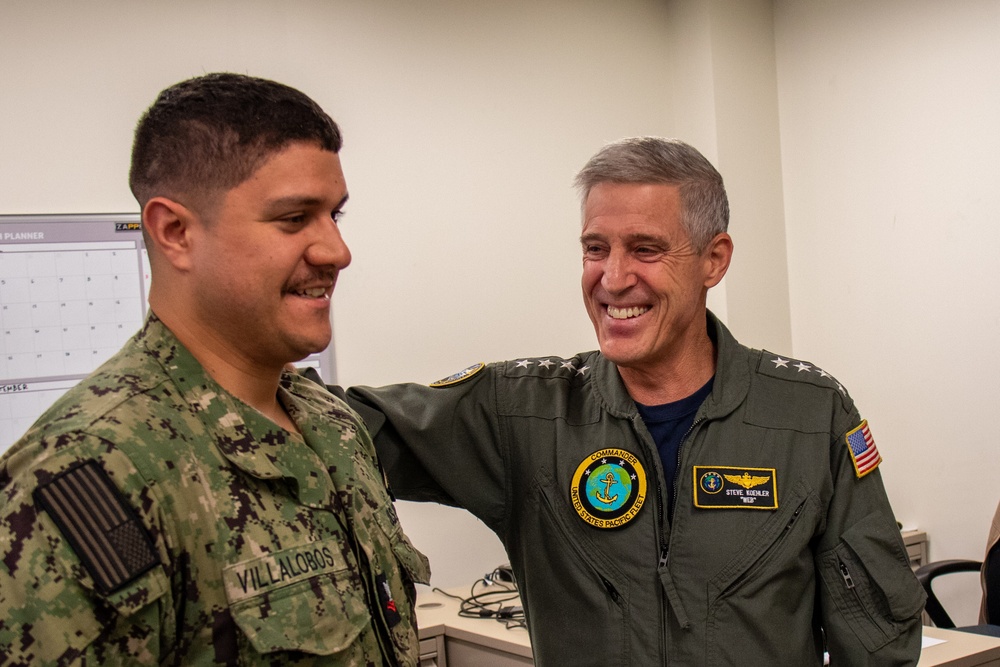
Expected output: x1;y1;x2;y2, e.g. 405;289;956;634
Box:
694;466;778;510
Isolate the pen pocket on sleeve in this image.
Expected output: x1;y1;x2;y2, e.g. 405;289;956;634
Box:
819;512;925;652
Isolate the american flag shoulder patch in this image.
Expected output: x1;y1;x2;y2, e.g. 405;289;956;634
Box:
845;419;882;478
34;460;160;594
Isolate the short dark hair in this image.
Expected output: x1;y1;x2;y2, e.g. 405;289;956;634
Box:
129;72;342;210
574;137;729;251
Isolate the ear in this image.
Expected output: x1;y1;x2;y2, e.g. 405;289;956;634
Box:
702;232;733;289
142;197;199;272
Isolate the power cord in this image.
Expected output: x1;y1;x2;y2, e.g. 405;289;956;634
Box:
432;566;526;629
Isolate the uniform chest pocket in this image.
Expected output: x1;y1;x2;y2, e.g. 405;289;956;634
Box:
224;539;369;656
707;481;816;599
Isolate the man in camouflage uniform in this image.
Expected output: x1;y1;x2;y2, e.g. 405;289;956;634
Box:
0;73;429;665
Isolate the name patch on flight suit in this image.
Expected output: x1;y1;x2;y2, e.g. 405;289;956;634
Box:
570;449;647;528
693;466;778;510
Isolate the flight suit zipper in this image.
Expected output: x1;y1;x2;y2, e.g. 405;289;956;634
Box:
630;414;669;562
718;498;808;598
838;556;887;643
670;416;705;530
629;414;669;661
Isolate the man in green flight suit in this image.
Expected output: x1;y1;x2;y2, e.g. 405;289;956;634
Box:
346;137;926;665
0;73;429;665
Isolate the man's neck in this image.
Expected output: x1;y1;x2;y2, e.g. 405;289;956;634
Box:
618;338;717;406
152;305;300;434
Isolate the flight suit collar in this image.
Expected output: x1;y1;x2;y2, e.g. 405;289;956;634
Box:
590;310;751;418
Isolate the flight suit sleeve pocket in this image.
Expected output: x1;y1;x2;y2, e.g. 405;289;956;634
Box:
819;512;925;652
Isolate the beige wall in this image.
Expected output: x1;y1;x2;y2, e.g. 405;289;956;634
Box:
4;0;998;625
775;0;1000;625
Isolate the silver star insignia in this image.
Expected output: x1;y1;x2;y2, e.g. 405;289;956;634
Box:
794;362;812;372
771;357;789;368
515;359;532;368
576;365;590;376
561;360;576;371
537;359;554;369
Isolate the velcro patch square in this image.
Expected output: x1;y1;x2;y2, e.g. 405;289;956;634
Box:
34;460;160;593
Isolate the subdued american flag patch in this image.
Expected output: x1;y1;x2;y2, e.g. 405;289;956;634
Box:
34;460;160;593
845;419;882;478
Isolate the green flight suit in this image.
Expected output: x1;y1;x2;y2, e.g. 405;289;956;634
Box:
348;312;924;666
0;315;429;666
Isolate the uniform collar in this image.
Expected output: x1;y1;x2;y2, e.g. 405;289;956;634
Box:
590;310;751;420
138;314;332;506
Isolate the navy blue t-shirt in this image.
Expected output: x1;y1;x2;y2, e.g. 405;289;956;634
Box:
636;376;714;516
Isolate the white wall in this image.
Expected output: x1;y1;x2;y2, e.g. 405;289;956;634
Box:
663;0;792;352
775;0;1000;625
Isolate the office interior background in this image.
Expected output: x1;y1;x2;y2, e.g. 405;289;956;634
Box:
2;0;998;626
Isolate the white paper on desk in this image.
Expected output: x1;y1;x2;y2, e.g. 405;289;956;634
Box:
824;636;945;664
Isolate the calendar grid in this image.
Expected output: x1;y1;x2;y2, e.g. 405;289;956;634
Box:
0;214;148;452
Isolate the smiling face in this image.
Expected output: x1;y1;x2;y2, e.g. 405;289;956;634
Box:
186;141;351;371
581;181;730;380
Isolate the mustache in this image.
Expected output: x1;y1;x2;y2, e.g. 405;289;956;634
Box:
285;269;337;290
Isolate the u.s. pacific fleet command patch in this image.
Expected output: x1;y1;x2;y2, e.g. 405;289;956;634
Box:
570;448;647;529
429;362;486;388
693;466;778;509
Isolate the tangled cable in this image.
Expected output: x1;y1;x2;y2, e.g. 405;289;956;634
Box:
432;566;526;629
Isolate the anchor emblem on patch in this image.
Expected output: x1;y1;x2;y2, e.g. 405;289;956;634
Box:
596;472;619;504
570;448;647;529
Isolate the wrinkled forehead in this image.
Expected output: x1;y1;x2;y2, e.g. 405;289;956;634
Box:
582;182;684;227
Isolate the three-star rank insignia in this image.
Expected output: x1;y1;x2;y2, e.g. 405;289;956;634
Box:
693;466;778;510
429;362;486;388
571;449;647;529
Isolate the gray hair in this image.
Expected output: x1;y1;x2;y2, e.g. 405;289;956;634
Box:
574;137;729;251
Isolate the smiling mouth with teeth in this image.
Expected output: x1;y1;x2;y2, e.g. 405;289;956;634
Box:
607;305;650;319
291;286;330;299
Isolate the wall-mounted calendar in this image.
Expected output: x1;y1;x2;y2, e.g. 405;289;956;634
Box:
0;213;335;454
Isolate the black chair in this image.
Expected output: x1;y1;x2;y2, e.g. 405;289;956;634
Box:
915;532;1000;636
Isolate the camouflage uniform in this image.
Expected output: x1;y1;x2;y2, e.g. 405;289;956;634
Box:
0;315;429;666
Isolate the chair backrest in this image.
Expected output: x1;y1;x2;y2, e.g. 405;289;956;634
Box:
986;537;999;624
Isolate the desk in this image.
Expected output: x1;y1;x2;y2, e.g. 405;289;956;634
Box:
920;627;1000;667
416;586;531;667
415;587;1000;667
